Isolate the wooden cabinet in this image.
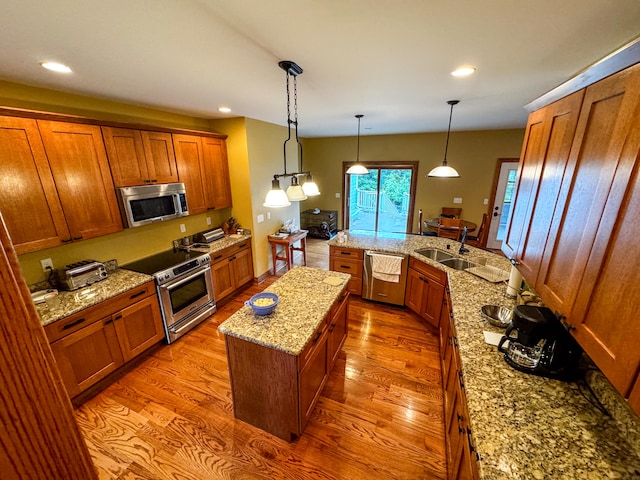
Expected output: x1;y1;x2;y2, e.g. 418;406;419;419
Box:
329;246;363;295
102;127;178;186
45;281;163;398
404;257;446;328
501;90;584;280
173;134;232;214
327;290;349;367
0;116;70;254
37;120;123;242
224;288;348;441
210;240;254;302
440;298;479;480
502;60;640;413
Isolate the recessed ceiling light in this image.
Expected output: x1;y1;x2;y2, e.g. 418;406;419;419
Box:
451;66;476;77
40;61;72;73
218;106;232;113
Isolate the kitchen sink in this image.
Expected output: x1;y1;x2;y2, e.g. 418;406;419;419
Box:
414;248;454;262
438;257;477;271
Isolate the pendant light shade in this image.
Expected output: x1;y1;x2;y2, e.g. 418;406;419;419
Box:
428;100;461;178
346;114;369;175
263;60;322;206
263;178;291;208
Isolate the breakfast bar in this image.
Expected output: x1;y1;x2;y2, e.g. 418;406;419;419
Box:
218;267;350;441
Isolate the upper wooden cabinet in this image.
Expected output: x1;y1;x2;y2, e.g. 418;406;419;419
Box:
37;120;123;241
173;134;232;214
0;116;71;254
102;127;178;186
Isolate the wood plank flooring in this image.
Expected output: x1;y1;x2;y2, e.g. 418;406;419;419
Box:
75;242;446;479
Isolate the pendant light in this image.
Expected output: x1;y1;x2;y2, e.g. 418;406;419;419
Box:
428;100;461;178
263;60;320;207
346;114;369;175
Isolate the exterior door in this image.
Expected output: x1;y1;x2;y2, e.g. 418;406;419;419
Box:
486;161;519;249
344;162;417;233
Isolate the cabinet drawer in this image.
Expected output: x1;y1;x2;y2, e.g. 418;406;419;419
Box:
211;240;251;264
44;280;155;342
330;257;362;276
409;257;446;284
330;246;364;260
299;322;328;372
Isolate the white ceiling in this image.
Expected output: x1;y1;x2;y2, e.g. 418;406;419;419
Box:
1;0;639;137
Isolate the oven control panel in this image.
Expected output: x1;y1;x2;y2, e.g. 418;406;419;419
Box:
154;254;210;285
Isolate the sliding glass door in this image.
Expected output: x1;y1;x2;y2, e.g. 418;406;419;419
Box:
344;163;417;233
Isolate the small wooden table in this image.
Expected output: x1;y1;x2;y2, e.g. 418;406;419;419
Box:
268;230;308;275
424;218;477;234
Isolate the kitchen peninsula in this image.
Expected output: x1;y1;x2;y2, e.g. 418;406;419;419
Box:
218;267;350;441
330;231;640;479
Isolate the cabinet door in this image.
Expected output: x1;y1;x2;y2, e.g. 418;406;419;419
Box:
174;134;207;214
0;116;70;253
101;126;149;186
37;120;123;241
405;267;425;314
231;246;254;289
535;64;640;318
299;328;328;431
511;91;584;282
422;277;444;328
211;257;235;301
113;295;164;362
200;137;232;209
327;292;348;368
142;131;178;184
49;318;124;397
568;73;640;396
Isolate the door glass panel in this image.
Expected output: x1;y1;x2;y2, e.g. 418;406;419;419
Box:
348;168;412;233
497;169;518;241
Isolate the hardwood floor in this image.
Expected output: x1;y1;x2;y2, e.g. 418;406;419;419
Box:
75;243;446;479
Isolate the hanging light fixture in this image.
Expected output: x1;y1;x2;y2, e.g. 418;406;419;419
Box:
346;114;369;175
263;60;320;208
428;100;461;178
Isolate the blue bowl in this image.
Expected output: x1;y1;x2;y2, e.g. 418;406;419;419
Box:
245;292;279;315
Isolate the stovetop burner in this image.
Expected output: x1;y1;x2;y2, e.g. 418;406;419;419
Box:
123;249;208;276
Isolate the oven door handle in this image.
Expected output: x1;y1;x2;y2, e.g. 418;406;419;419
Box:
161;264;211;290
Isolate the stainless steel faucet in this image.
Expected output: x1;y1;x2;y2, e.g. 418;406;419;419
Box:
459;226;469;254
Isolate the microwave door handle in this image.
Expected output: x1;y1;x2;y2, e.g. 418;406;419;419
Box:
162;265;211;290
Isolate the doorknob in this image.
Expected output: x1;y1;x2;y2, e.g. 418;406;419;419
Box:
493;212;499;217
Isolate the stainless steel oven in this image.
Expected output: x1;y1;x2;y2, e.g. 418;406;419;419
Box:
123;250;216;343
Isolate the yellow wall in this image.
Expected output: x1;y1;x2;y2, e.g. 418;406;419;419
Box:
300;129;525;231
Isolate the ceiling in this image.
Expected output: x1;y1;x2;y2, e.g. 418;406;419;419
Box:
1;1;639;137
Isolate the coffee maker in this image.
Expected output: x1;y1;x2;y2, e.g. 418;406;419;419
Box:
497;305;582;380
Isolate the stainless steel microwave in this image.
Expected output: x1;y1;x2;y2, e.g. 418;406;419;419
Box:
118;183;189;228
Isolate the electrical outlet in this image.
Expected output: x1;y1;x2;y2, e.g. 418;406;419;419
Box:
483;198;489;205
453;197;463;204
206;217;212;225
40;258;53;272
267;212;271;220
335;193;341;198
180;223;186;233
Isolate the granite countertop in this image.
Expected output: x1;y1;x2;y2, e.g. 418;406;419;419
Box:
35;269;153;327
329;230;640;479
218;267;350;356
188;233;252;254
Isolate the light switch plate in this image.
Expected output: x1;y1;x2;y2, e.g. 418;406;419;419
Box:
483;198;489;205
335;193;341;198
206;216;212;225
257;214;264;223
180;223;186;233
453;197;462;204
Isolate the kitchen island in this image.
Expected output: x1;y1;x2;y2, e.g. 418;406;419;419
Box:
218;266;350;441
330;230;640;479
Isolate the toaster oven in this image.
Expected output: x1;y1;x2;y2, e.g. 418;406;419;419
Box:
53;260;107;291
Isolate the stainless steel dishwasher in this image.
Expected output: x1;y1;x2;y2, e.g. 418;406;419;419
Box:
363;251;408;306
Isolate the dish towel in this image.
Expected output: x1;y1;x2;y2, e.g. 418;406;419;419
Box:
371;253;403;283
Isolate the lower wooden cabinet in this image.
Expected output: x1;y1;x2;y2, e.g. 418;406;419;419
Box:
211;240;254;302
45;281;163;398
330;246;363;295
405;257;446;328
440;295;480;480
225;289;349;441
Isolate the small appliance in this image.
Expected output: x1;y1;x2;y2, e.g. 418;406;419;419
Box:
497;305;582;380
53;260;107;291
194;227;225;244
118;182;188;228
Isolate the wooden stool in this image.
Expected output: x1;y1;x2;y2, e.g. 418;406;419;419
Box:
268;230;308;275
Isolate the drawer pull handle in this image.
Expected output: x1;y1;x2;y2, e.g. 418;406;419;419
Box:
62;318;86;330
72;236;83;241
129;290;146;299
312;330;322;344
239;243;247;248
113;314;123;321
62;237;73;243
214;254;223;260
340;265;351;269
104;319;113;325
